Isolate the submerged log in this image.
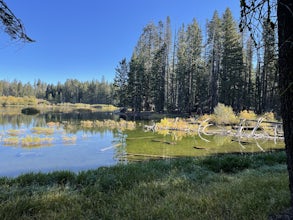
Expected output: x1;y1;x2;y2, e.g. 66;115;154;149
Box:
151;139;176;145
125;153;173;159
193;146;206;150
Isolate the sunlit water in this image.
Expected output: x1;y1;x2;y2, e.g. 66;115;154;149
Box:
0;112;285;177
0;112;123;177
0;130;117;177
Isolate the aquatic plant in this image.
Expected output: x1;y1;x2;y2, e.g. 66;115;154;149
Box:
6;129;24;136
31;127;55;135
156;118;198;132
80;119;136;131
21;135;54;147
2;137;19;145
80;120;94;128
46;121;60;127
62;135;77;143
116;120;136;130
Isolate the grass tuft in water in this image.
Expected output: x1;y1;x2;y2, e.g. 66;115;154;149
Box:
2;136;19;145
31;127;55;135
21;135;54;147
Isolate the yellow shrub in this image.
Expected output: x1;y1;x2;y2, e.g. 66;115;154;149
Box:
157;118;173;129
213;103;239;125
260;112;277;136
238;110;257;120
198;114;216;124
262;112;276;122
0;96;38;106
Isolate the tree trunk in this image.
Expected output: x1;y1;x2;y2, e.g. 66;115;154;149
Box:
277;0;293;207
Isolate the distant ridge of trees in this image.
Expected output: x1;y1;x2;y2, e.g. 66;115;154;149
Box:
0;78;113;105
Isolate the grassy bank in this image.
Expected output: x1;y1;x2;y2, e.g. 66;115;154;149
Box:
0;151;290;219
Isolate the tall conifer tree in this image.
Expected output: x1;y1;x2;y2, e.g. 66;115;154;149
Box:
220;8;245;111
207;11;222;112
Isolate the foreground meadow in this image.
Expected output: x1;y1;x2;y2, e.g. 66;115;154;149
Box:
0;151;289;219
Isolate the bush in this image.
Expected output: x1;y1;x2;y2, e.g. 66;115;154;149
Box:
260;112;278;135
0;96;38;106
21;107;40;115
213;103;238;125
238;110;257;120
262;111;276;121
198;114;216;124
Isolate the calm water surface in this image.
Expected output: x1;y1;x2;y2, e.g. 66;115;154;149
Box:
0;112;124;177
0;112;285;177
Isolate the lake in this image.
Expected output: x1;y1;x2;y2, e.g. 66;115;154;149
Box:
0;110;285;177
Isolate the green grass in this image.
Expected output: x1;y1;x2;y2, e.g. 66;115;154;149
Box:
0;151;290;219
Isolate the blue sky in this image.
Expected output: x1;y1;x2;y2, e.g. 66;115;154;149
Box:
0;0;240;84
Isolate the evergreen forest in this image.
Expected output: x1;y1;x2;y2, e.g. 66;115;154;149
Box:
114;8;279;115
0;78;113;105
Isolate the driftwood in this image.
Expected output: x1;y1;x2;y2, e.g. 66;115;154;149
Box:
235;118;283;140
144;117;284;144
197;118;212;142
100;143;122;152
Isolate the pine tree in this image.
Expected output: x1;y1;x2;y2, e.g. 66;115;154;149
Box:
127;54;144;112
176;24;189;113
175;19;204;114
113;58;129;107
168;29;178;111
163;16;172;111
262;19;278;113
206;11;222;112
186;18;204;114
134;22;158;111
243;36;255;110
220;8;245;111
151;43;166;112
